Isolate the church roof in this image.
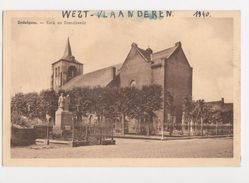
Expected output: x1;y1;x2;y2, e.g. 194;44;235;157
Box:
60;41;186;91
151;42;180;61
61;63;122;90
119;41;183;73
62;37;76;62
137;47;152;62
62;37;73;61
133;42;181;62
52;38;83;65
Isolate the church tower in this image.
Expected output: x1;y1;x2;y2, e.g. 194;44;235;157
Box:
51;38;83;91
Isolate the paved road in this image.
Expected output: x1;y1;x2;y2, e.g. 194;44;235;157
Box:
11;137;233;158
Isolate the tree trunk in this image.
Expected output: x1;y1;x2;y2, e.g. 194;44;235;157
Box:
161;118;164;140
86;126;88;142
188;120;190;136
146;120;150;136
190;119;195;136
137;118;141;134
72;117;75;142
146;115;153;136
182;112;185;135
121;113;125;136
169;115;173;137
97;115;100;125
194;120;196;136
111;121;114;141
201;117;203;136
216;121;218;136
46;121;50;145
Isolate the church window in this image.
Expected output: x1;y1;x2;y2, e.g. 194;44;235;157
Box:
55;68;57;77
130;80;136;87
68;66;77;79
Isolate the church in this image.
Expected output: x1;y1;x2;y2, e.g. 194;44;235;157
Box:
51;38;193;134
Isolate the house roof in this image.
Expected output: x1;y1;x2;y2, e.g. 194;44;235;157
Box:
205;99;233;112
222;103;233;113
205;101;223;105
61;63;122;90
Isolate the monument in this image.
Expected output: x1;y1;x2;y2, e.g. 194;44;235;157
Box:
53;93;73;136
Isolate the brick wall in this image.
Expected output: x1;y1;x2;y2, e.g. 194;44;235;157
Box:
119;46;152;88
165;47;192;124
52;60;83;90
151;59;165;127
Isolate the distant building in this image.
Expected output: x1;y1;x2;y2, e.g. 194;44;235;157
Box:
51;38;193;134
205;98;233;124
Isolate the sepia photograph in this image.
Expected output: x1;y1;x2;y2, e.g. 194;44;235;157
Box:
3;10;240;166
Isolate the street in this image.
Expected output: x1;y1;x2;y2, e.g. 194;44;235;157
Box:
11;137;233;158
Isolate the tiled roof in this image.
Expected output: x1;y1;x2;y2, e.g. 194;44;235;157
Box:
151;44;179;61
52;59;83;65
135;42;180;62
137;47;152;61
61;63;122;90
222;103;233;113
60;41;184;90
205;100;233;112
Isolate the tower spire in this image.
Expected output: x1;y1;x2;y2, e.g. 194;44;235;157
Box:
62;37;74;61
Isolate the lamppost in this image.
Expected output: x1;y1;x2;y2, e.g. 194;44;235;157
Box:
46;120;50;145
27;104;31;118
72;105;80;145
45;113;51;145
72;115;77;143
160;119;164;140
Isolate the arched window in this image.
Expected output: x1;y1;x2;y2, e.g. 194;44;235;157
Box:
58;67;60;76
55;68;57;77
68;66;77;80
130;80;136;87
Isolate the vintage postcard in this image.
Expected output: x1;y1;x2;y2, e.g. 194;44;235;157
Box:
3;10;240;166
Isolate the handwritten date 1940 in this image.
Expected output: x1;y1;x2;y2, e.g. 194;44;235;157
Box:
193;11;210;18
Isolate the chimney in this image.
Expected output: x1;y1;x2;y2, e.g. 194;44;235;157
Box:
221;98;224;103
131;42;137;48
175;41;182;47
111;67;116;79
146;47;153;55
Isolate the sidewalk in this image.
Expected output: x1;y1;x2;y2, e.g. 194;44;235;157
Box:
113;134;232;140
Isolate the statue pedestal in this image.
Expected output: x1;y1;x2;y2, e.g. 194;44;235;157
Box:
53;109;73;137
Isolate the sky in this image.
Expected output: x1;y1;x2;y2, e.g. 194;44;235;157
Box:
10;11;234;102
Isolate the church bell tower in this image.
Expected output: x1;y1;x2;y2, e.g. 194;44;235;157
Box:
51;37;83;91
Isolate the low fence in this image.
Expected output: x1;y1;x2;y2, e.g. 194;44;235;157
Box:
180;123;233;136
12;121;114;146
34;125;53;139
72;123;114;144
12;121;232;146
115;122;233;137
